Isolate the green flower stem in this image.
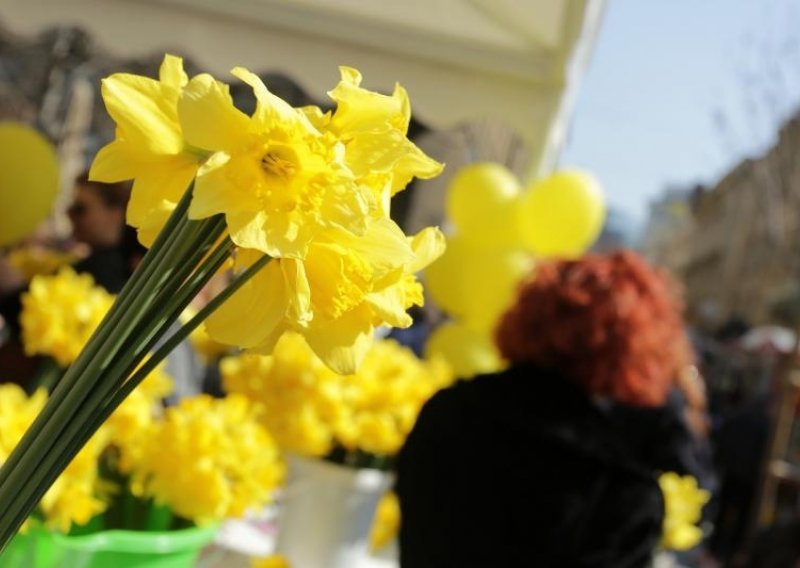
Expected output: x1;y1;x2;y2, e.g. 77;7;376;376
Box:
0;221;229;545
4;252;272;542
0;188;194;493
0;187;212;547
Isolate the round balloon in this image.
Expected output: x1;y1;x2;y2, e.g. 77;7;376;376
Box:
446;162;522;247
517;170;605;258
423;235;533;331
0;123;59;246
424;321;505;379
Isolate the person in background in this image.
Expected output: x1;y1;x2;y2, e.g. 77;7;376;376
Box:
396;250;689;568
0;171;204;398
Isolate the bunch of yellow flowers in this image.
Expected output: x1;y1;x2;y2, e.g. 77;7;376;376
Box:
20;267;114;367
128;394;285;525
658;472;710;551
0;55;445;546
221;333;453;460
90;55;445;375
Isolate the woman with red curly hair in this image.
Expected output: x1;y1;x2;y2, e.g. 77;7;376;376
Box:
396;251;689;568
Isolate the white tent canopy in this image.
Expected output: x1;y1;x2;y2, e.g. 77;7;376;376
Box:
1;0;605;179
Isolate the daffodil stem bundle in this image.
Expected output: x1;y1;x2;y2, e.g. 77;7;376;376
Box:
0;185;271;549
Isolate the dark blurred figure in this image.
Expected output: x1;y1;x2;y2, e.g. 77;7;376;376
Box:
0;172;142;386
729;519;800;568
67;171;143;292
396;251;689;567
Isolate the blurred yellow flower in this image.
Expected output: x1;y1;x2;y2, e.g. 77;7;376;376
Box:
89;54;212;245
369;491;400;552
7;246;77;281
0;385;47;463
222;334;453;458
659;472;710;551
106;362;174;473
0;385;109;533
221;333;343;457
39;427;110;533
20;267;115;367
208;221;445;374
129;394;284;525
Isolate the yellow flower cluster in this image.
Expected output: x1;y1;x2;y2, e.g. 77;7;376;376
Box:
91;55;445;374
104;362;175;473
0;385;108;533
658;472;710;551
20;267;114;367
128;394;284;525
7;246;77;281
221;333;453;458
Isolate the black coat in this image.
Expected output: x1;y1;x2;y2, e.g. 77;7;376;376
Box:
396;364;664;568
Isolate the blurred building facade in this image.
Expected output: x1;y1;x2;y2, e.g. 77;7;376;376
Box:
644;115;800;330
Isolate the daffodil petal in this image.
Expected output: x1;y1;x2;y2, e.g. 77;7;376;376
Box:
206;260;288;349
231;67;311;130
100;74;183;155
282;259;312;324
127;158;197;228
409;226;446;273
179;74;250;153
328;66;410;134
89;138;141;182
159;54;188;89
304;305;374;374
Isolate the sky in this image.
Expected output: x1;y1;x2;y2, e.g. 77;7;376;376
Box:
560;0;800;229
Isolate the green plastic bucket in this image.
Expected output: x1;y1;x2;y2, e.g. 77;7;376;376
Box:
0;525;217;568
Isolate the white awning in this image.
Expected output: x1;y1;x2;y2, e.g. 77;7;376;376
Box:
0;0;605;179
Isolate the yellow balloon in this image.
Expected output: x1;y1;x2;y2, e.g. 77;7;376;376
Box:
424;235;533;330
0;123;59;246
424;321;505;379
517;170;606;258
446;162;521;247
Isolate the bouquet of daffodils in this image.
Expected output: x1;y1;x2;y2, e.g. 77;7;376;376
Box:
0;54;445;549
0;371;284;536
221;332;453;468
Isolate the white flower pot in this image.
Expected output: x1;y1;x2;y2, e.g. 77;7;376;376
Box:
275;455;393;568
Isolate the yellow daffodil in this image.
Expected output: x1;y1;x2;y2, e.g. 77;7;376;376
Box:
106;362;174;473
222;334;453;458
0;385;47;463
89;54;212;245
129;394;284;525
20;267;115;367
182;67;370;258
322;67;444;215
221;333;344;457
39;428;110;533
207;220;445;374
659;472;710;551
0;385;109;533
369;491;400;552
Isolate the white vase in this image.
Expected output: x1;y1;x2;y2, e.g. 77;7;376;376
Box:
275;455;393;568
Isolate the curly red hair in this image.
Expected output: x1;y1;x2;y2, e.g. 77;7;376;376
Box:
495;250;684;407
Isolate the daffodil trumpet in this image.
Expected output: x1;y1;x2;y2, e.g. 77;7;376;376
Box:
0;185;271;547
